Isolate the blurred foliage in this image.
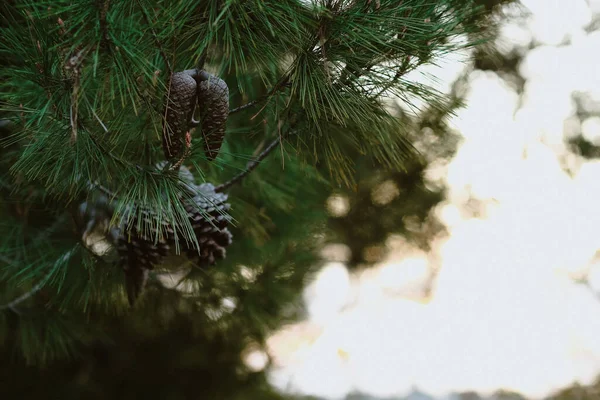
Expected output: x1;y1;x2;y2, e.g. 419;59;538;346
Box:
566;92;600;160
324;91;464;268
549;377;600;400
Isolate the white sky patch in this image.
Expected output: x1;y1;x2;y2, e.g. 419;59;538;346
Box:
304;262;352;324
267;2;600;399
496;21;533;53
519;0;590;45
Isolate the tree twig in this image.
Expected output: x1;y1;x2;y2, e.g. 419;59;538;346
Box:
215;130;293;192
229;35;323;116
65;46;90;144
229;76;290;115
99;0;111;47
87;180;118;199
371;57;413;99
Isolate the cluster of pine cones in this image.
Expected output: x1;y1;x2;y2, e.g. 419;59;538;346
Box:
78;165;233;305
78;67;233;306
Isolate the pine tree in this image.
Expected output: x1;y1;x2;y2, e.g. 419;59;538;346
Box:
0;0;505;398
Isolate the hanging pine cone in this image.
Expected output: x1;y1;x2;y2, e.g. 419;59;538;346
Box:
113;208;173;306
76;196;169;305
183;183;233;267
162;71;198;163
198;75;229;161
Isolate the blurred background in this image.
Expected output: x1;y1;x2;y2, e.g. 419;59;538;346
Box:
263;1;600;399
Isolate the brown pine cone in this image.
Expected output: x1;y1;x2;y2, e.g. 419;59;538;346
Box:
198;76;229;161
113;208;173;306
162;71;198;162
115;231;170;306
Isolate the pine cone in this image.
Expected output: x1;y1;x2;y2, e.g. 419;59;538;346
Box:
198;76;229;161
78;197;170;305
162;71;197;162
112;206;175;305
183;183;233;267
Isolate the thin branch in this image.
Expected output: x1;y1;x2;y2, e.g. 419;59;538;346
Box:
229;98;263;115
69;103;78;143
229;76;290;115
65;46;89;144
55;11;92;144
229;36;322;116
87;180;118;199
370;57;413;99
99;0;111;47
215;130;293;192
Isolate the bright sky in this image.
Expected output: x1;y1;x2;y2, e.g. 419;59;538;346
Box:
261;1;600;399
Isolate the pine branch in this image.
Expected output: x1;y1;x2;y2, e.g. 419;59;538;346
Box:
87;130;286;199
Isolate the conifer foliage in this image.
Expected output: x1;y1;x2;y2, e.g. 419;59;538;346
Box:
0;0;492;382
